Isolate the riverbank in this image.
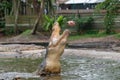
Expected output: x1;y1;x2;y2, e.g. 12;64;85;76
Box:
0;48;120;62
0;34;120;60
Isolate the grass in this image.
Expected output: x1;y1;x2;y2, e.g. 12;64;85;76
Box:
21;29;32;36
114;33;120;39
68;31;109;41
68;30;120;41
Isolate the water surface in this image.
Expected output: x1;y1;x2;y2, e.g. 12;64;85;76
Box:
0;54;120;80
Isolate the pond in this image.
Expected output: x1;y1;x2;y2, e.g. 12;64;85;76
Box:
0;50;120;80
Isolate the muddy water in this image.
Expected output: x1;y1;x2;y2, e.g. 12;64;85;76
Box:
0;54;120;80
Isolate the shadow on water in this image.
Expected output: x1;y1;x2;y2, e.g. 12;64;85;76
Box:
0;54;120;80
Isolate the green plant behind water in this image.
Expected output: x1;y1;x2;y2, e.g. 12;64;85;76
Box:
21;29;32;36
95;0;120;34
68;31;108;41
65;15;94;34
43;15;66;32
76;16;94;34
114;33;120;39
5;27;14;35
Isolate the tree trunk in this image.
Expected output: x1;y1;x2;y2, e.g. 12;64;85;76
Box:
14;0;20;34
33;0;39;15
26;0;32;15
31;0;44;35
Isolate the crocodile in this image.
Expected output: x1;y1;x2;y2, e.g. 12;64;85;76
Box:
35;22;70;76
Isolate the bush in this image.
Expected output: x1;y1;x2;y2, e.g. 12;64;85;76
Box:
0;20;5;34
65;15;94;34
95;0;120;34
43;15;66;33
76;17;94;34
5;27;14;35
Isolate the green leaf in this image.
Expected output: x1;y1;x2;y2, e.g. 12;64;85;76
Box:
44;15;51;22
45;23;51;31
56;16;63;22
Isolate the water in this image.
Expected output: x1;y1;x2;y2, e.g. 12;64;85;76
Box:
0;54;120;80
61;55;120;80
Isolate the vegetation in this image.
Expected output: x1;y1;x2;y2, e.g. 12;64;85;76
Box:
43;15;66;32
32;0;54;34
76;17;94;34
65;15;94;34
0;0;120;37
0;0;11;13
0;0;55;35
68;30;120;41
20;29;32;36
0;0;11;34
96;0;120;34
68;30;108;41
114;33;120;39
5;27;14;35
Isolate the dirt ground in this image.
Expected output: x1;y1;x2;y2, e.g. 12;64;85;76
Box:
0;33;49;43
0;34;120;43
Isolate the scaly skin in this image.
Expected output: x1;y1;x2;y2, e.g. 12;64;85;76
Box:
36;22;70;76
